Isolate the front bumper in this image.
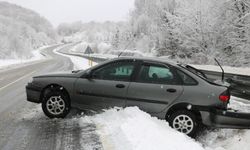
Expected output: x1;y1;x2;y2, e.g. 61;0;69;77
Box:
201;108;250;129
26;82;42;103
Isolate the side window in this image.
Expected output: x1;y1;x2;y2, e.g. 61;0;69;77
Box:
176;70;197;85
137;64;180;84
148;66;173;79
92;61;134;81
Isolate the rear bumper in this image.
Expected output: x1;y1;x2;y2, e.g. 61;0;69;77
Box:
26;82;42;103
200;108;250;129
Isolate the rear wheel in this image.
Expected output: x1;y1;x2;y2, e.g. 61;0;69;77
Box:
42;91;70;118
168;110;199;137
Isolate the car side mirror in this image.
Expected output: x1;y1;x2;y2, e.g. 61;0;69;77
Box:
84;70;92;79
85;73;92;79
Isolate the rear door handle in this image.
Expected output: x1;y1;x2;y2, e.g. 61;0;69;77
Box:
116;84;125;88
166;88;176;93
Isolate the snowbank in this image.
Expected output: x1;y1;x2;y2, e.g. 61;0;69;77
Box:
0;46;47;69
80;107;204;150
53;47;97;70
78;96;250;150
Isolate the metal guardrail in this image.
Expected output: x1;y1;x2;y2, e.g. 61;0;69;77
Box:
58;49;250;100
201;70;250;100
58;48;107;63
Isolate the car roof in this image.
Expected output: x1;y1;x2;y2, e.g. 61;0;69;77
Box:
112;56;179;67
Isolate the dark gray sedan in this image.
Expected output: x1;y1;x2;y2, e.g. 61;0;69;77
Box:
26;57;250;137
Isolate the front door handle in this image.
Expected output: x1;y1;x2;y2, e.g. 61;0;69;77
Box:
116;84;125;88
166;88;176;93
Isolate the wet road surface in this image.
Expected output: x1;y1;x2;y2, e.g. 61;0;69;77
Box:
0;44;103;150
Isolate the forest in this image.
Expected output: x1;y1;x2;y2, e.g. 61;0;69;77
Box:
0;2;56;59
60;0;250;66
1;0;250;67
113;0;250;66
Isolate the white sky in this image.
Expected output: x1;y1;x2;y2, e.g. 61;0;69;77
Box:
2;0;135;27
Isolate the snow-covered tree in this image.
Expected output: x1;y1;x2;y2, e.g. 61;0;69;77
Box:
0;2;57;59
112;0;250;66
214;0;250;66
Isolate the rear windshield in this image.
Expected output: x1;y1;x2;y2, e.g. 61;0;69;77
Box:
180;65;207;79
178;64;219;85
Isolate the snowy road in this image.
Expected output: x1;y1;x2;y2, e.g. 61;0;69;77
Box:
3;44;250;150
0;44;102;150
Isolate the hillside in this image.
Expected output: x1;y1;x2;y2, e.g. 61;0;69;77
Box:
57;21;124;53
0;2;57;59
57;0;250;67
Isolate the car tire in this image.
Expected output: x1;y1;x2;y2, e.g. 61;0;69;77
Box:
42;91;70;118
168;110;199;137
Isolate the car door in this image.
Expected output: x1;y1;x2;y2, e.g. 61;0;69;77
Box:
126;62;184;113
74;60;136;110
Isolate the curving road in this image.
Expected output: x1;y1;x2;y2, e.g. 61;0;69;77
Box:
0;44;103;150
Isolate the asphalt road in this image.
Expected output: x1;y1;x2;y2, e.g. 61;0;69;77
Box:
0;45;103;150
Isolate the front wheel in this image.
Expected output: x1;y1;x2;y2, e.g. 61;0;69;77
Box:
168;110;199;137
42;91;70;118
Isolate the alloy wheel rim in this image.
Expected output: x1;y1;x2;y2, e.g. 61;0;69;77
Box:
173;114;194;134
46;96;65;115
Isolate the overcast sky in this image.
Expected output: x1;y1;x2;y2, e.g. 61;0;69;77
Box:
2;0;135;27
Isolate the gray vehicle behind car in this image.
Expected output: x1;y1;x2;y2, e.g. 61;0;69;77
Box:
26;57;250;137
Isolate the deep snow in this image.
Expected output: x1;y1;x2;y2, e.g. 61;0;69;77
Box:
81;107;204;150
22;96;250;150
78;97;250;150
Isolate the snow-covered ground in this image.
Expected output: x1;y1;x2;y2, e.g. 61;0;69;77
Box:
70;41;112;54
0;46;48;69
53;47;97;70
77;97;250;150
68;42;156;61
23;95;250;150
81;107;204;150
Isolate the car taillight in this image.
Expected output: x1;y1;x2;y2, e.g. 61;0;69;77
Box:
219;90;230;102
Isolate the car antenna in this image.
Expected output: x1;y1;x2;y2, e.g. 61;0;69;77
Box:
214;58;225;82
118;51;123;57
118;41;131;57
118;34;136;57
